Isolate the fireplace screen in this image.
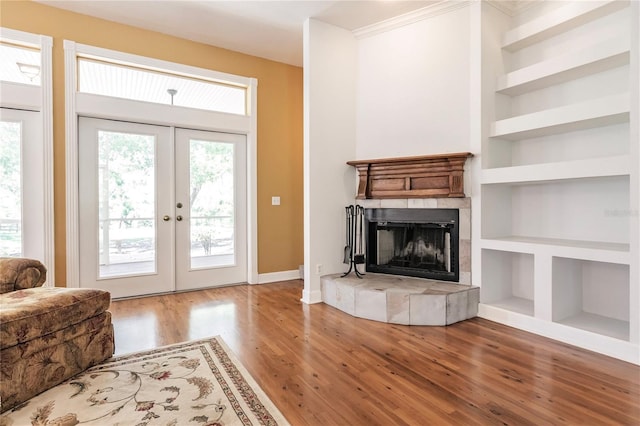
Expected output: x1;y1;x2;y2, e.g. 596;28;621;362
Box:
365;208;459;282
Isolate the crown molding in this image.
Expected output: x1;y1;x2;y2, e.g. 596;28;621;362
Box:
486;0;541;17
353;0;470;39
352;0;540;39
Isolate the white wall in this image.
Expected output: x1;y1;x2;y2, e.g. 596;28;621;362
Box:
629;0;639;346
302;19;357;304
355;5;471;159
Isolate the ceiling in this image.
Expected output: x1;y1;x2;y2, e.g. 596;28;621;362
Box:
37;0;443;66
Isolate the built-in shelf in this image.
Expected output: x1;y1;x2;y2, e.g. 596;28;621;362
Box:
481;0;637;365
552;257;630;341
501;0;629;51
490;93;630;140
479;303;638;363
481;250;534;318
497;37;630;95
481;155;630;184
486;297;534;317
481;237;630;264
556;312;629;341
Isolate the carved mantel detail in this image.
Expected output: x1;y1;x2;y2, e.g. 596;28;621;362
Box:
347;152;473;199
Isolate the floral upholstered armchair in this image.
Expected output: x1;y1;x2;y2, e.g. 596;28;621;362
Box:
0;258;115;413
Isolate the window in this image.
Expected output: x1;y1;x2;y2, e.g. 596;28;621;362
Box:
0;42;41;86
77;58;247;115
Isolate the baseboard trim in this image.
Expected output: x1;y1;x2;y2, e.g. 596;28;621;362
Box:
300;288;323;305
257;269;301;284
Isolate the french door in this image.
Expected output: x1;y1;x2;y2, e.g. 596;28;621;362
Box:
0;108;45;261
78;117;247;298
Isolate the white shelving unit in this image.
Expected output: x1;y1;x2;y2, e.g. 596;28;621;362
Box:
501;0;629;51
497;37;630;95
490;93;629;140
478;0;639;364
552;257;630;340
481;155;630;184
482;249;535;316
481;237;630;265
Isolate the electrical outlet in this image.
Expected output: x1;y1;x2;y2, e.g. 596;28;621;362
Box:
271;196;281;206
315;264;323;274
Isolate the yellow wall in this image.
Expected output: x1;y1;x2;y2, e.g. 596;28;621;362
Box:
0;0;304;284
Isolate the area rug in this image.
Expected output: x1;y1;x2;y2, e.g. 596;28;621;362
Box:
0;337;290;426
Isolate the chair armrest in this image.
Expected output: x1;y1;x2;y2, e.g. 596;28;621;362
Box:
0;258;47;293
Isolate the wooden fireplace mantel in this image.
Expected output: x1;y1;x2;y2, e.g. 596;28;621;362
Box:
347;152;473;199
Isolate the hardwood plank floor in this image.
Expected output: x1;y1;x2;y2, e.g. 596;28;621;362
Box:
109;280;640;425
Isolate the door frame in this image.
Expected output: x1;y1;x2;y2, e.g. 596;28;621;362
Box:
64;41;258;290
0;28;54;283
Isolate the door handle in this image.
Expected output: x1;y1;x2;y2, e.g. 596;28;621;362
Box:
163;215;171;221
176;215;183;221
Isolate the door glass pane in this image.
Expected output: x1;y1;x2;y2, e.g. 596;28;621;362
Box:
0;121;22;256
98;130;156;277
189;140;235;269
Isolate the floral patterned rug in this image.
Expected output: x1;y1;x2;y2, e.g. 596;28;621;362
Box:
1;337;289;426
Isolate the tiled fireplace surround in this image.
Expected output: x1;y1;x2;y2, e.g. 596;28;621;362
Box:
321;153;478;326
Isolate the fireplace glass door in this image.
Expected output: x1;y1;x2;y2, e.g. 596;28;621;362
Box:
376;223;452;272
365;208;459;282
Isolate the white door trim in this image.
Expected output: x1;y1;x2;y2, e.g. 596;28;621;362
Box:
64;40;258;288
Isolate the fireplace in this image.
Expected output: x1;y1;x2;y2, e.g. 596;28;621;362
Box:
365;208;459;282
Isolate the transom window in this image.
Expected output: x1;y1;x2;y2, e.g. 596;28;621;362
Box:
77;58;247;115
0;42;41;86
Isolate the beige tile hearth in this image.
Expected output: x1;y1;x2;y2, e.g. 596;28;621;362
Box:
321;273;479;326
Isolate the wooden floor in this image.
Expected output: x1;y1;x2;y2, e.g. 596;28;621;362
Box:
109;280;640;425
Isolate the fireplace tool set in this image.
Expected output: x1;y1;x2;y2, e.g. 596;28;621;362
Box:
342;204;366;278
